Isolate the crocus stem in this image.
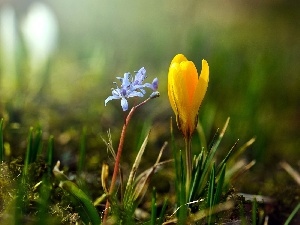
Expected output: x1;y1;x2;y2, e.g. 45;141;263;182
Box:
103;97;153;223
185;136;192;200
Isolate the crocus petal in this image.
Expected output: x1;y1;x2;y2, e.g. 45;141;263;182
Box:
168;62;181;117
168;54;209;138
177;61;199;136
192;60;209;120
171;53;187;64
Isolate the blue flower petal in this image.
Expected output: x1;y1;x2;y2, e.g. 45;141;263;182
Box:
105;95;120;105
127;90;144;98
133;67;146;85
121;98;128;111
152;78;158;91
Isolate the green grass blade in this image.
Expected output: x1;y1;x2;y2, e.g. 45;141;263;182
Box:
37;177;51;224
124;130;151;203
284;202;300;225
60;180;101;225
14;178;26;225
207;164;216;224
189;151;204;201
252;198;257;225
132;143;169;201
198;118;230;197
207;164;215;209
158;198;168;225
78;127;87;173
23;127;33;180
216;140;238;174
47;136;54;176
196;122;208;152
207;128;219;153
150;187;157;225
213;164;226;206
0;118;3;162
32;127;43;160
126;130;150;189
228;137;255;165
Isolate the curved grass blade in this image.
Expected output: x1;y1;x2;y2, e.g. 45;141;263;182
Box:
157;198;168;225
216;140;239;174
59;180;101;225
54;158;100;225
190;201;234;222
284;202;300;225
126;130;151;192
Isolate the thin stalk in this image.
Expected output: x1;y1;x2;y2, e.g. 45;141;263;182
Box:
103;97;154;222
185;136;192;199
252;198;257;225
284;202;300;225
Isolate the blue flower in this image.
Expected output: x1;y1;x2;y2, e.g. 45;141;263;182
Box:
144;77;159;91
105;67;159;111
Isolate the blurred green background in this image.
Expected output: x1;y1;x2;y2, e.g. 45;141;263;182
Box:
0;0;299;193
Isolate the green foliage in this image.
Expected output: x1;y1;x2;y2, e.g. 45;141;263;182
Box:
59;180;101;225
53;161;101;225
23;127;43;179
108;130;169;224
171;119;188;223
284;202;300;225
189;118;230;203
170;117;256;224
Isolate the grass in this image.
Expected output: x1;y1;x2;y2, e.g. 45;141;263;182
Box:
0;114;288;224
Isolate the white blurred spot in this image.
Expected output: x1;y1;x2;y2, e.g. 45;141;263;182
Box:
21;2;59;71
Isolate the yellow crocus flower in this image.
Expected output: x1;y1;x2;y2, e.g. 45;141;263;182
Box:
168;54;209;138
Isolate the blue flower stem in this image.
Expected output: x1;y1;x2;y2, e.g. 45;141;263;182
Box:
103;97;153;222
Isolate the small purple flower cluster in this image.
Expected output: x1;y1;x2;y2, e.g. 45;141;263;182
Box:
105;67;158;111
